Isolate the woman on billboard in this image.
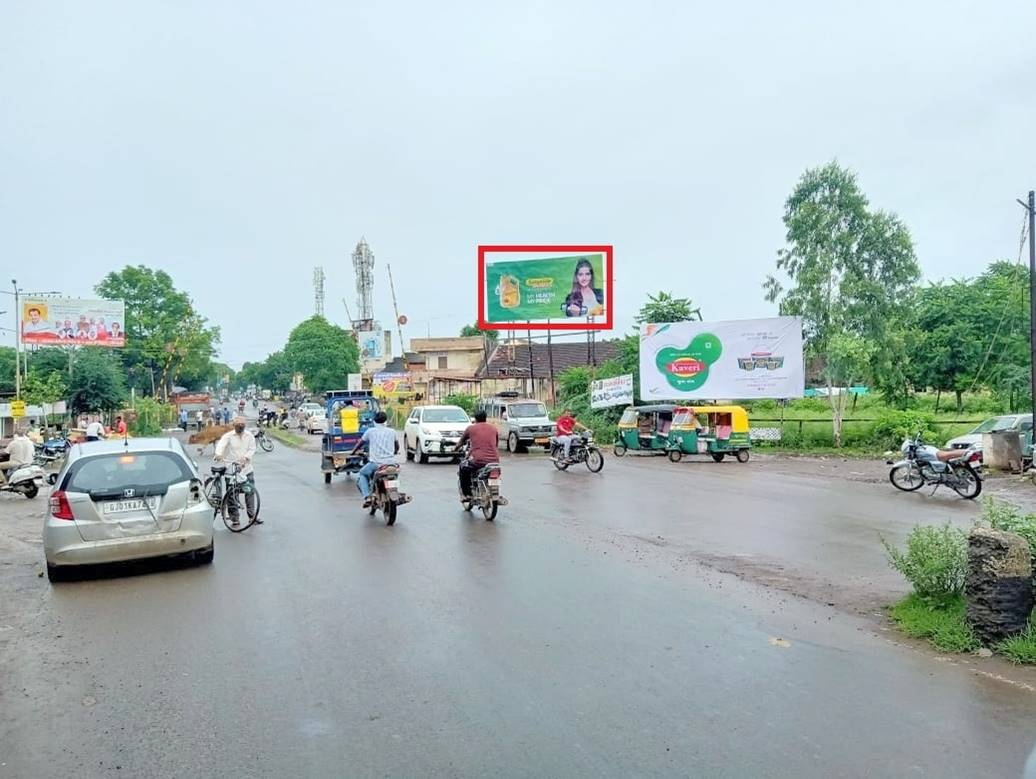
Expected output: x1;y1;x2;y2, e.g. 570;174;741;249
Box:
563;258;604;317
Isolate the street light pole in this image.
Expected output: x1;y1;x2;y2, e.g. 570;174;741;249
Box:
11;279;20;400
1020;191;1036;435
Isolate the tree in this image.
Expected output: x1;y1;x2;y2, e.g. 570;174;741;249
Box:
764;161;920;445
67;349;127;414
95;266;220;398
284;316;360;394
461;323;498;341
22;369;67;421
27;347;70;377
0;347;15;394
634;292;698;325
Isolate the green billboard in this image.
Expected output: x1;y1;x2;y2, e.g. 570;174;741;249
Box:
484;253;606;323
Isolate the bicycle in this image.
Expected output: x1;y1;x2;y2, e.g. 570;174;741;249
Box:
254;428;275;453
205;462;262;532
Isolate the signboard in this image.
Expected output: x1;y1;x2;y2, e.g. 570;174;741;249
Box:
347;373;362;391
591;374;634;410
358;330;391;373
372;372;414;399
20;297;126;347
639;317;804;401
10;400;26;418
478;246;613;331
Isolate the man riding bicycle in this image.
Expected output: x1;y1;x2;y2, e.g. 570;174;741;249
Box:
214;416;261;526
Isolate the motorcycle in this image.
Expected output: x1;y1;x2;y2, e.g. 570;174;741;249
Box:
550;430;604;473
253;427;275;453
33;447;63;485
360;457;412;526
459;442;506;521
0;461;46;499
887;435;983;499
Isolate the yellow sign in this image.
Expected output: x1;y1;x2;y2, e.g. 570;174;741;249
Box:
10;400;26;418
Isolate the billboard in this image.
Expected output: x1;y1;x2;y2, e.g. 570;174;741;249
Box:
20;297;126;347
591;374;634;409
639;317;804;401
358;330;391;373
372;372;414;399
478;245;613;331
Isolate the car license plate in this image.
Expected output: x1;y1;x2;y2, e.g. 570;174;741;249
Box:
103;497;159;515
534;437;548;444
488;478;500;487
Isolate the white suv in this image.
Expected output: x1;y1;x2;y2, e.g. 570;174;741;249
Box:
404;405;472;463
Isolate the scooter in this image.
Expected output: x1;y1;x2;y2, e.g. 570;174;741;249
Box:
0;462;46;499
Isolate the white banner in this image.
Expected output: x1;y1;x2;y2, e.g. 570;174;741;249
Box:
591;374;634;409
347;373;362;391
639;316;804;401
21;297;125;347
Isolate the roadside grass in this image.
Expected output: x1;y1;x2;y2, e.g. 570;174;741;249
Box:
996;621;1036;664
268;428;308;448
888;594;980;653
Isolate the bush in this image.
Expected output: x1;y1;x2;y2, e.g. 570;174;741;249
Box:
131;398;172;436
882;523;968;602
996;620;1036;664
442;394;478;415
980;498;1036;567
872;409;937;450
889;594;979;653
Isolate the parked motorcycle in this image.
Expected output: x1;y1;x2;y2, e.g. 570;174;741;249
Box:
459;443;505;521
549;430;604;473
887;435;982;499
0;461;46;499
33;448;63;485
361;457;412;526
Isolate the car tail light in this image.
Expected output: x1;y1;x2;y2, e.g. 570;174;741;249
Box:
50;491;74;520
488;468;501;479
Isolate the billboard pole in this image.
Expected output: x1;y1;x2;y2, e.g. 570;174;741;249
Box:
547;320;555;407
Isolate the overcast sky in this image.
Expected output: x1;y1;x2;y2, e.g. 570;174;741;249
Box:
3;1;1035;368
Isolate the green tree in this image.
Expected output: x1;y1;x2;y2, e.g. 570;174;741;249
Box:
67;349;127;414
634;292;699;325
460;323;498;341
27;347;70;377
22;370;67;420
95;266;220;398
764;161;920;445
0;346;15;394
284;316;360;394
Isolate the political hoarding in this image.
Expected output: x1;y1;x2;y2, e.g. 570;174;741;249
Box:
20;297;126;347
591;374;634;410
639;317;804;401
478;246;613;331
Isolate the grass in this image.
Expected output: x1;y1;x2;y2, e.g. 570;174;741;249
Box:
996;621;1036;664
889;594;980;653
268;428;308;448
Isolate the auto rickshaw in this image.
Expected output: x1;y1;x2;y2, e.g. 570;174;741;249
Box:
665;405;751;463
613;404;676;456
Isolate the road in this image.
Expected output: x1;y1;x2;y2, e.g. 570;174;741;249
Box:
2;439;1036;777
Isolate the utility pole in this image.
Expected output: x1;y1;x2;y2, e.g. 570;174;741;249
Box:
11;280;20;400
1020;190;1036;431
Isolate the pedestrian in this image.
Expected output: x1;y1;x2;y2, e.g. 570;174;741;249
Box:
114;415;127;437
214;416;260;527
84;418;106;442
194;410;204;432
179;408;188;431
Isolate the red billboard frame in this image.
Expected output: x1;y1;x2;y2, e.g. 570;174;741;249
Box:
477;245;614;331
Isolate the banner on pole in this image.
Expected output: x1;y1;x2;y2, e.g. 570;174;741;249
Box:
590;374;634;409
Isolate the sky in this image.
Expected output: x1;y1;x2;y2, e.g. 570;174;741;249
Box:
2;1;1035;369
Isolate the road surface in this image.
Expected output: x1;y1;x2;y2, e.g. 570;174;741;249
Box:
2;440;1035;777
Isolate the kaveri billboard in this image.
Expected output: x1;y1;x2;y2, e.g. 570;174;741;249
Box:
478;245;613;331
20;297;126;347
639;316;804;400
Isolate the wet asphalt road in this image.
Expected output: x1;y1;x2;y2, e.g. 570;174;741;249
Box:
3;441;1036;777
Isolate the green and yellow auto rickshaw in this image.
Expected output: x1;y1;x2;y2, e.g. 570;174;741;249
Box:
613;404;677;456
665;405;752;463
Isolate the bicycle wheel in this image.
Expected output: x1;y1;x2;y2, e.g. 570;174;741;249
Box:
259;436;274;453
220;486;261;532
203;477;222;509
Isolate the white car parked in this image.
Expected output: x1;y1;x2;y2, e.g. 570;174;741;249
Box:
404;405;472;463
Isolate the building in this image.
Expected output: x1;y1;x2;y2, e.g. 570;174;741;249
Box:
407;337;488;401
478;340;621;403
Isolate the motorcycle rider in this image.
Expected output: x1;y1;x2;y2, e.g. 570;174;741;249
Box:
457;410;500;502
1;428;34;485
350;411;400;508
554;408;589;463
214;416;261;526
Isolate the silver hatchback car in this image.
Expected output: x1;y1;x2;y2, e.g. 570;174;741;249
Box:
44;438;214;581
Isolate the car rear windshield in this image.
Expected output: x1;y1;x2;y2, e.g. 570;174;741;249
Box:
423;409;469;423
64;452;194;498
509;403;547;418
974;416;1012;433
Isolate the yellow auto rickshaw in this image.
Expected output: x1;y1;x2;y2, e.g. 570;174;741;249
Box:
613;404;677;456
665;405;752;463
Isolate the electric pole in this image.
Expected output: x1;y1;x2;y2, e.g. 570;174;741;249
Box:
1019;191;1036;431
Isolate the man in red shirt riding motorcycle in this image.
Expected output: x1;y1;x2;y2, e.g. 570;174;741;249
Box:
554;408;589;463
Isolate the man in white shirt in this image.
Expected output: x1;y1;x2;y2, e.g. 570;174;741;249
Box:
21;307;50;335
349;411;400;508
84;419;106;441
1;429;35;484
214;416;260;526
